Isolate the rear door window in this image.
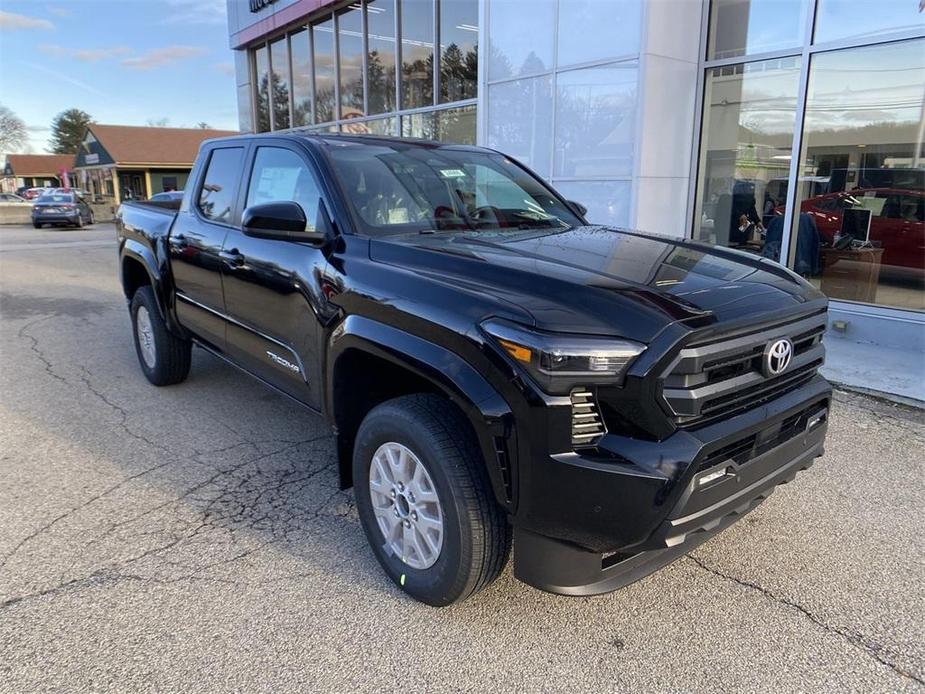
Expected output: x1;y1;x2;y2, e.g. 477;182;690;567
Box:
197;147;244;224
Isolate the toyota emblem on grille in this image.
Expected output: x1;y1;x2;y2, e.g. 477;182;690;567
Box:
764;338;793;377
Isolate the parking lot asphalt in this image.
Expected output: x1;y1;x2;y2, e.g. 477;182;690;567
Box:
0;222;923;693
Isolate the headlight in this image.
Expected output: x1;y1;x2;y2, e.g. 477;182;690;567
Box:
481;318;644;394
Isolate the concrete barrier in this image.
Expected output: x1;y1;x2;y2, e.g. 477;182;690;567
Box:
0;203;32;225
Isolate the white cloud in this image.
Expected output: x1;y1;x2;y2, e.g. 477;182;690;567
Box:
121;45;206;70
160;0;226;25
74;46;131;62
38;44;130;62
214;62;235;77
0;11;55;30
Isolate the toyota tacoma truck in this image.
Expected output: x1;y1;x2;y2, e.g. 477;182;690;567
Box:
115;133;830;606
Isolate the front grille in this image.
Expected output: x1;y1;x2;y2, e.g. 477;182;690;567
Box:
697;403;828;473
662;312;826;426
571;388;606;447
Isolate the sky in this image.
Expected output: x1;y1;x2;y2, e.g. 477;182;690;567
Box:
0;0;238;152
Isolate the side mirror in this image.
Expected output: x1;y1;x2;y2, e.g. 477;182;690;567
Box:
242;200;329;244
567;200;588;218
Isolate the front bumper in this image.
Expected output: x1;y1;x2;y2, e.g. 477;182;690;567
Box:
513;375;830;595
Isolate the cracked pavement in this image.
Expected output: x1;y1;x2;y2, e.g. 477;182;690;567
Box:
1;223;923;693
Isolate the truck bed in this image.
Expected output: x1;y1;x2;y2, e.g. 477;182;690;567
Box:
117;200;179;240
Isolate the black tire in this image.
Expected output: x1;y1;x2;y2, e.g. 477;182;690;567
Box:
353;394;511;606
73;215;83;229
86;211;95;226
33;222;42;229
130;286;191;386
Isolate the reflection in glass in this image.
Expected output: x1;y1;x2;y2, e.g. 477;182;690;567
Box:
343;117;398;136
254;45;270;132
401;107;475;144
815;0;925;44
402;111;436;140
792;39;924;312
439;0;478;103
338;7;365;119
436;105;476;144
487;0;555;80
708;0;806;60
367;0;397;115
401;0;435;109
314;18;336;123
557;0;641;67
554;63;638;178
488;76;553;177
693;58;800;251
554;180;631;227
237;83;253;132
291;28;312;127
270;37;291;130
198;148;245;223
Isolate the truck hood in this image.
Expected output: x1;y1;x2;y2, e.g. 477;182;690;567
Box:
370;226;824;342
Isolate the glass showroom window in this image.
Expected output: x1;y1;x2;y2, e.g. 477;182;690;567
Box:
291;29;312;127
439;0;478;103
693;58;801;250
338;6;365;119
485;0;641;226
367;0;397;115
314;17;336;124
401;0;435;109
269;37;291;130
249;0;476;143
707;0;807;60
790;39;924;312
254;45;270;133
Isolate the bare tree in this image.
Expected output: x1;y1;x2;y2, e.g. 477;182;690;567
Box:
0;104;28;152
196;121;211;129
146;117;170;127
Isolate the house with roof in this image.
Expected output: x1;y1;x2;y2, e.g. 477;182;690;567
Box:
1;154;76;192
73;124;237;204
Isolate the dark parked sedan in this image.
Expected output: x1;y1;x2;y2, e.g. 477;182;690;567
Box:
32;192;95;229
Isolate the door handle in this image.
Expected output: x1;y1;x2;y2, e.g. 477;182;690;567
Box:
220;249;245;267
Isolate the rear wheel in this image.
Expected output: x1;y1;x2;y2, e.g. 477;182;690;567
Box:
130;286;191;386
353;394;511;606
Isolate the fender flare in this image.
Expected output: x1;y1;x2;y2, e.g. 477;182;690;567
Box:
120;239;185;335
327;315;515;508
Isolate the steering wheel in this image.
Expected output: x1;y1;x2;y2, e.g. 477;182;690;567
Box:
471;205;503;226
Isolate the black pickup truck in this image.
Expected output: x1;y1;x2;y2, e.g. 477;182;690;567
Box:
116;133;830;606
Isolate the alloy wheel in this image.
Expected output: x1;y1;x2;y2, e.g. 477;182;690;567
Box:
369;441;444;570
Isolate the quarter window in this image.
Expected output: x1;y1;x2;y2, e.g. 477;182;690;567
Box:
198;147;244;224
246;147;322;231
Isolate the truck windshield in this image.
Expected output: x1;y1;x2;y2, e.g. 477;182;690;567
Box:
324;140;583;235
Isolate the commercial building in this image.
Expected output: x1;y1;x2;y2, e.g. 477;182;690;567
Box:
1;154;75;192
226;0;925;400
73;124;238;204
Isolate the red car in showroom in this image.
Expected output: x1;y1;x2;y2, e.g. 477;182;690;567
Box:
797;188;924;273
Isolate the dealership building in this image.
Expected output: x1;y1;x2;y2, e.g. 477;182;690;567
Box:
226;0;924;401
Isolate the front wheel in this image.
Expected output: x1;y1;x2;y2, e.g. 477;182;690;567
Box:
353;394;511;606
130;286;191;386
